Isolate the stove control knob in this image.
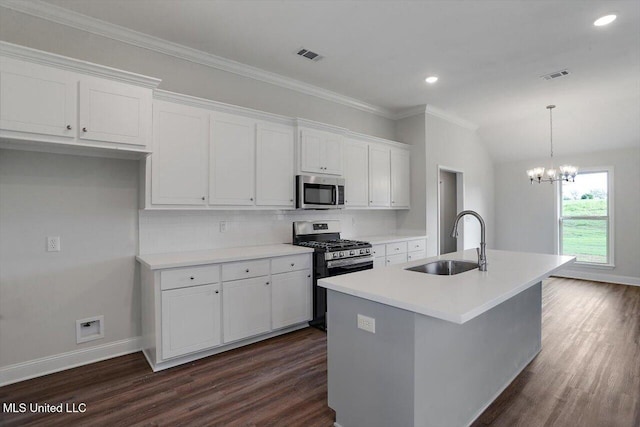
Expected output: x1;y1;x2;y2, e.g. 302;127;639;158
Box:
359;249;365;254
339;251;344;257
366;248;371;254
333;252;339;259
350;250;355;256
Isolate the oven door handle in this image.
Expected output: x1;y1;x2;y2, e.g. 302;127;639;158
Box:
326;256;374;269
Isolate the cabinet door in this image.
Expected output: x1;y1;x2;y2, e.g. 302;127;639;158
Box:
271;269;312;329
222;276;271;342
391;148;411;208
344;141;369;207
323;134;344;175
210;113;256;205
0;57;76;138
256;123;294;207
78;78;151;147
300;129;324;174
373;257;386;269
368;145;391;207
152;101;209;205
161;284;221;359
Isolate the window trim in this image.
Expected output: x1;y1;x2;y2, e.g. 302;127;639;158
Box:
558;166;615;268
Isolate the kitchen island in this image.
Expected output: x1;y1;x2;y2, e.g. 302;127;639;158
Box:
319;249;574;427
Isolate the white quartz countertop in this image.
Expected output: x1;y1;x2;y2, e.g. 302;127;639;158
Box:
319;249;574;324
354;234;428;245
136;244;313;270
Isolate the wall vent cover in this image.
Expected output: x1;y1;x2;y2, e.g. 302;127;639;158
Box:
296;48;323;62
541;69;570;80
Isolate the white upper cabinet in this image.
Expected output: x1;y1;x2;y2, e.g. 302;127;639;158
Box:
300;128;344;176
369;145;391;207
209;112;256;205
344;140;369;207
79;78;152;147
0;57;77;138
391;148;411;208
0;43;159;156
256;122;295;207
152;100;209;205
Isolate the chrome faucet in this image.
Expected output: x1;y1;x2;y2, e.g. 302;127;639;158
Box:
451;210;487;271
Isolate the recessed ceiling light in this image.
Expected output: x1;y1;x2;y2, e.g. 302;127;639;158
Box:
594;14;616;26
425;76;438;84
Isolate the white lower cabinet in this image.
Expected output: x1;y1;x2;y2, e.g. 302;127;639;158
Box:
407;250;427;262
161;283;221;359
373;257;386;269
141;252;313;370
222;276;271;343
386;253;407;266
271;269;312;329
370;237;428;268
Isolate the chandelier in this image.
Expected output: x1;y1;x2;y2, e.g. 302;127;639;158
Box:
526;105;578;184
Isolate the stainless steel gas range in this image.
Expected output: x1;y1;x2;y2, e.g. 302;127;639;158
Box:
292;220;373;330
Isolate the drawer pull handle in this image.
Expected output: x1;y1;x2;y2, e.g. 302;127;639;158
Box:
82;127;87;132
215;290;219;294
66;125;72;130
265;282;270;285
307;274;311;278
245;269;250;273
291;263;295;267
190;276;194;280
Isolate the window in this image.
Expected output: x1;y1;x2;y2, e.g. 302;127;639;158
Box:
559;168;613;266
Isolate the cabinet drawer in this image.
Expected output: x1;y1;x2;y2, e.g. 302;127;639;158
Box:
386;241;408;255
386;253;407;266
373;257;386;269
371;244;385;258
407;251;427;262
408;239;426;252
272;254;311;274
222;259;270;281
161;265;220;290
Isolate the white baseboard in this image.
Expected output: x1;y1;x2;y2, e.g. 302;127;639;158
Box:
0;337;141;387
553;271;640;287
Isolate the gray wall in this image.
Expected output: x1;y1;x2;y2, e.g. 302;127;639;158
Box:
0;149;140;367
396;113;427;235
494;147;640;283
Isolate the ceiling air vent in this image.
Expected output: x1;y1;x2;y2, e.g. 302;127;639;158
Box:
296;48;323;62
541;69;570;80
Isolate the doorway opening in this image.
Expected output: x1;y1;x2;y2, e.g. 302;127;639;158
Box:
437;166;464;255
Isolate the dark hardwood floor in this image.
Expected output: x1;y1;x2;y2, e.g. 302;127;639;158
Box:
1;278;638;427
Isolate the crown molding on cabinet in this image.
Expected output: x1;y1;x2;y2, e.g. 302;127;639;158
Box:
0;41;161;88
394;105;427;120
346;130;408;149
295;118;349;135
426;104;478;131
154;90;294;126
0;0;397;119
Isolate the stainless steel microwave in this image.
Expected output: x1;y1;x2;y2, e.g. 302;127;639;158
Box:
296;175;345;209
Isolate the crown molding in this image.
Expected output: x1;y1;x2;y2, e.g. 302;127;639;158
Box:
394;105;427;120
0;41;161;88
154;90;294;126
425;105;478;131
0;0;396;119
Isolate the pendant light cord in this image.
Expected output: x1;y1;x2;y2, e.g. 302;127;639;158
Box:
549;106;553;159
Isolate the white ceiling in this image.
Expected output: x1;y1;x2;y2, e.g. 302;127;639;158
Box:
40;0;640;162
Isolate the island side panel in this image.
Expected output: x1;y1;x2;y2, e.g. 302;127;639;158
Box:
414;282;542;427
327;290;416;427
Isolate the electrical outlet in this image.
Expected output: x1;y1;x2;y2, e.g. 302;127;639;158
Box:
47;236;61;252
219;221;227;233
357;314;376;333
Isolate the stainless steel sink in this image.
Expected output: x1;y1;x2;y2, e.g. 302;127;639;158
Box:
405;260;479;275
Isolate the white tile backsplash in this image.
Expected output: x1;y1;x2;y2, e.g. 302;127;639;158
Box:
139;209;398;255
